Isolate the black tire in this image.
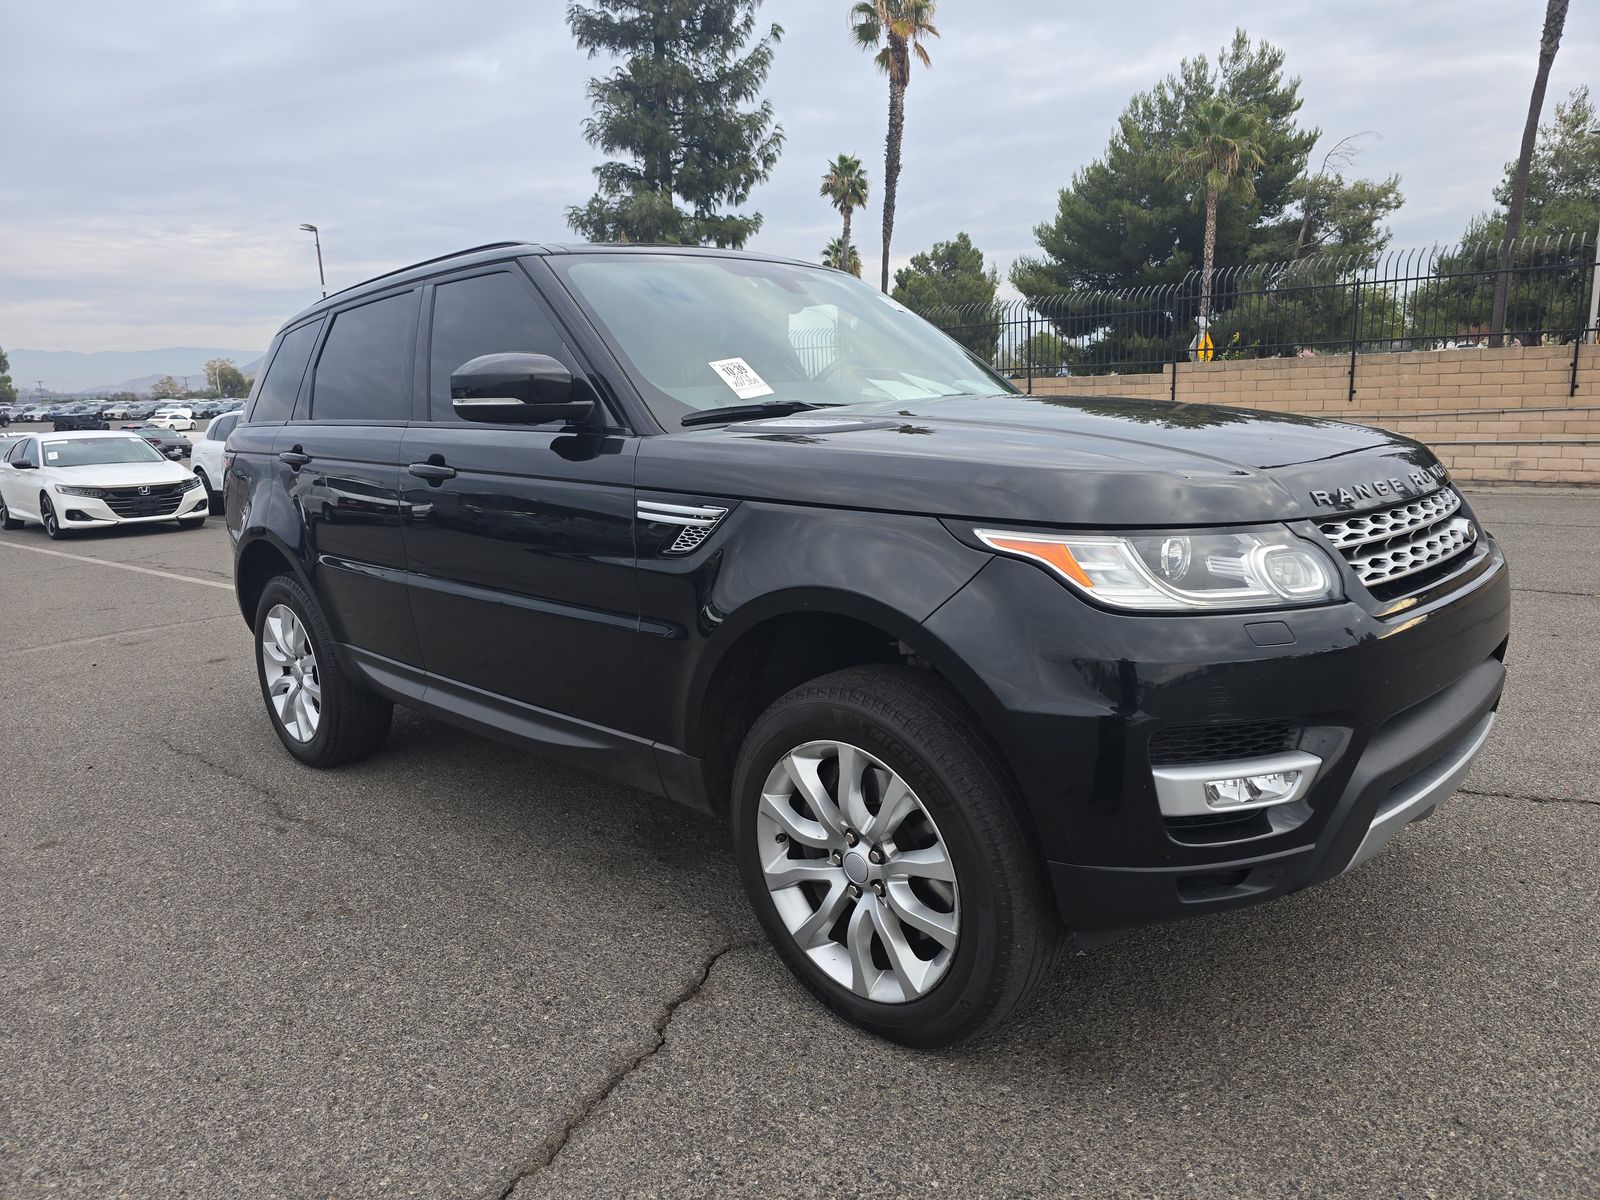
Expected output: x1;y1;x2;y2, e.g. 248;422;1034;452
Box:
0;494;21;531
178;515;206;530
253;573;393;767
731;665;1061;1047
194;470;224;516
40;494;67;540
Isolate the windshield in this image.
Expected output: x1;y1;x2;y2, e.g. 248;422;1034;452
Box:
42;436;165;466
550;253;1015;424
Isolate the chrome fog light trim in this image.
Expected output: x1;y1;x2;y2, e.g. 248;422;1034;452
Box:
1153;751;1323;818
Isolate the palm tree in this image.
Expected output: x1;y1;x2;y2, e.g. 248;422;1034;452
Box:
1490;0;1569;346
820;154;870;272
1167;97;1267;325
849;0;939;292
822;238;863;277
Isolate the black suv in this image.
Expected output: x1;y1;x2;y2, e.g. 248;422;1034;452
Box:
227;243;1509;1045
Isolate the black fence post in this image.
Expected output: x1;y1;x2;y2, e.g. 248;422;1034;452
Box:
1347;279;1361;402
1024;308;1034;395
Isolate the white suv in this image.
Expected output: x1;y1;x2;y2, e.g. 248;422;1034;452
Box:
190;411;240;510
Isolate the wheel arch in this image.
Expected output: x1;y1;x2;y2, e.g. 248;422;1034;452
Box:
234;531;311;630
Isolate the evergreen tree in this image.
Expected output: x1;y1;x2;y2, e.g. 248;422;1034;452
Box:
891;232;999;359
566;0;785;248
0;347;15;406
1011;31;1400;302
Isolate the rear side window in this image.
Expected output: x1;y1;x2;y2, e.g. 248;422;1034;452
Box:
312;292;417;422
208;413;241;441
249;320;323;424
427;273;573;421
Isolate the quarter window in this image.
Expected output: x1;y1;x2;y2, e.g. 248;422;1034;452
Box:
313;292;417;422
427;273;574;421
249;319;323;424
208;413;241;441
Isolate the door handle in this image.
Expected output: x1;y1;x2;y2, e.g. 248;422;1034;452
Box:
278;448;312;468
408;461;456;483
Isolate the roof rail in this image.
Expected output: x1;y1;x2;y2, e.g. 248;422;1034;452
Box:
323;241;529;301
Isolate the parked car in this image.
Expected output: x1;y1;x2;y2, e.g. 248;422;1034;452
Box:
120;422;191;458
100;401;134;419
124;402;158;421
149;405;195;431
0;430;207;537
20;406;53;423
227;242;1509;1046
189;411;240;509
51;405;110;432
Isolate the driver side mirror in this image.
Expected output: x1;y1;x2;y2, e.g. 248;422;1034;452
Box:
450;353;594;426
11;458;35;470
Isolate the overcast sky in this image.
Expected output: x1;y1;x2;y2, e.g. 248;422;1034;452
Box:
2;0;1594;363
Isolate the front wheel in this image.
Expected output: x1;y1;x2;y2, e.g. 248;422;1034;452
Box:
732;665;1061;1047
40;495;67;540
0;495;21;531
253;574;393;767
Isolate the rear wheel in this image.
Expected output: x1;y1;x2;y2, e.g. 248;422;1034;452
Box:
253;574;392;767
40;494;67;540
732;665;1061;1047
194;469;224;514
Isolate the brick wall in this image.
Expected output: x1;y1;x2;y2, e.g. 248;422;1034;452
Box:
1024;344;1599;485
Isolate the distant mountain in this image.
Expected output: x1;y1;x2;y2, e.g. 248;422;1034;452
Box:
8;347;266;394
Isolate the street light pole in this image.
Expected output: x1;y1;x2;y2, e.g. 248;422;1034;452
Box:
299;223;326;298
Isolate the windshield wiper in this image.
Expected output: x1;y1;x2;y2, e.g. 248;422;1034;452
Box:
681;400;843;427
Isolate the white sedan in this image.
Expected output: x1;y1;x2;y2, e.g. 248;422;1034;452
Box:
150;405;196;431
0;430;208;539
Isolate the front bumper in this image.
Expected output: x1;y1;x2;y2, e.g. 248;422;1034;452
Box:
916;532;1511;933
57;488;208;527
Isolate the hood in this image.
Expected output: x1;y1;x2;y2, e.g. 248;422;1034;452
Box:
636;393;1446;527
48;461;193;487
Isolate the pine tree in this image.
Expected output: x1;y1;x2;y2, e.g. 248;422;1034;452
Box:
566;0;785;248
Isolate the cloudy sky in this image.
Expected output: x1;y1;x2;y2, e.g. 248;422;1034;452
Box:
2;0;1594;367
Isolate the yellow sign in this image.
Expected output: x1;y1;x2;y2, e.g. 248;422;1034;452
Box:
1196;332;1214;362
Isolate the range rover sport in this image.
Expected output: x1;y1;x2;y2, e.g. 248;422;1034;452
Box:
226;243;1510;1046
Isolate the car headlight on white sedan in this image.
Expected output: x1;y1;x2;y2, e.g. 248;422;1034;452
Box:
975;526;1341;612
55;485;109;499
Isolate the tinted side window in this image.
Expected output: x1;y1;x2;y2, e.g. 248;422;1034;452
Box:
209;413;241;441
428;273;573;421
249;320;323;424
14;439;39;467
312;292;417;422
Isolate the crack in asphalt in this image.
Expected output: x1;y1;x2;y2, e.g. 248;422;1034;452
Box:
12;613;237;656
1461;787;1599;808
493;938;762;1200
156;736;396;858
1509;586;1599;598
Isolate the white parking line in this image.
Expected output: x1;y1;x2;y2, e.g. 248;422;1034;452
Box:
0;538;234;591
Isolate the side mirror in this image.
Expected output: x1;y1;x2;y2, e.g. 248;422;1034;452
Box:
12;460;35;469
450;353;594;426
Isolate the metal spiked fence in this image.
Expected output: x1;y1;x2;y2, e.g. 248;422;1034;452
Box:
919;234;1599;396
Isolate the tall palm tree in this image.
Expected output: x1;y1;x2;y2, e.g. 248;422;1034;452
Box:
821;237;863;277
849;0;939;292
1167;97;1267;325
1490;0;1568;346
820;154;870;272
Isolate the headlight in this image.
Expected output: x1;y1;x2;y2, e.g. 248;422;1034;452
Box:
55;485;107;499
177;476;203;492
975;526;1341;611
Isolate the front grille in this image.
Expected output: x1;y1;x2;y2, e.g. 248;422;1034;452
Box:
103;483;185;518
1149;719;1297;765
1318;488;1477;593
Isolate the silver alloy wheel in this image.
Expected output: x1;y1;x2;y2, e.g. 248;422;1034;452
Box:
260;603;321;742
757;740;960;1003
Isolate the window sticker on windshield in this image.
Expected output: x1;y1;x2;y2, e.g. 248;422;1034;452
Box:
46;451;59;462
708;357;774;400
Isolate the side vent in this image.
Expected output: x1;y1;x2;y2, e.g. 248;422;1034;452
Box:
637;500;730;555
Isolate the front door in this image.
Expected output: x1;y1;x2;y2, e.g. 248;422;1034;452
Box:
399;267;643;736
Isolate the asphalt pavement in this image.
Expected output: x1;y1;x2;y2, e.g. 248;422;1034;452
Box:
1;490;1596;1199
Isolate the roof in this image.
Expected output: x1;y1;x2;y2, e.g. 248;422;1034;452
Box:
278;241;827;331
31;429;154;441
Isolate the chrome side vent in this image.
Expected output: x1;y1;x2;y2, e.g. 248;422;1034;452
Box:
637;500;729;555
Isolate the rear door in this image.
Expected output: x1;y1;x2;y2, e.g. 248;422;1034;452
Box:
274;289;422;668
0;437;41;519
398;265;643;734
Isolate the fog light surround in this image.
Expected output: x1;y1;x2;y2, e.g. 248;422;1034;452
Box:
1152;751;1323;818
